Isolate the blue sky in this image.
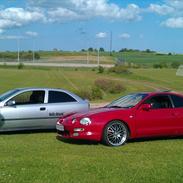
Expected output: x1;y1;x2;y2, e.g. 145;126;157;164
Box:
0;0;183;53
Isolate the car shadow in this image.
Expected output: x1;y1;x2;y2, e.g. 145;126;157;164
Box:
57;135;183;146
56;136;99;145
128;136;183;144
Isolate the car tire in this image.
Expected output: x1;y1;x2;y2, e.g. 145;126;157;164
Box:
102;120;129;147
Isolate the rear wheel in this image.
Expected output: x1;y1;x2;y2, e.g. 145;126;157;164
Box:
102;120;129;146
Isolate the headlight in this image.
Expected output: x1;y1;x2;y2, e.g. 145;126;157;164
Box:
80;117;91;126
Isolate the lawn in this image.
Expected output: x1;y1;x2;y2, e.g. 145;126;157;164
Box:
2;50;183;66
0;67;183;183
0;67;182;102
0;132;183;183
113;51;183;66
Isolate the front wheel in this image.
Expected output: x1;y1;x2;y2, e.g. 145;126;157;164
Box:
102;121;129;147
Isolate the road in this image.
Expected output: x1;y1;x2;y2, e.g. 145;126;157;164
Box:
0;62;114;68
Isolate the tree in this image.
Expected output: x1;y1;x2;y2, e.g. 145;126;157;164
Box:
146;49;151;53
88;47;93;52
99;47;105;52
119;48;128;52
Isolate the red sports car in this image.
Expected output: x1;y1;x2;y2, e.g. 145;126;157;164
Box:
56;91;183;146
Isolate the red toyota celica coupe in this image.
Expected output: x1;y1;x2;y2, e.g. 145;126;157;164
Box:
56;91;183;146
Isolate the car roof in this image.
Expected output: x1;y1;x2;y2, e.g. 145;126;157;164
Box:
14;87;69;92
135;91;182;96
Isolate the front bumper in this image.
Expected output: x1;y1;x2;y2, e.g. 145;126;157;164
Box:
56;124;100;141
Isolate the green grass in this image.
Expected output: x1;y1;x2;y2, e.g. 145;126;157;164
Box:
2;50;183;66
113;51;183;66
0;133;183;183
0;67;156;102
0;67;183;182
0;67;182;102
129;69;183;91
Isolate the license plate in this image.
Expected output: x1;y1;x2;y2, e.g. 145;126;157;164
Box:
56;124;64;131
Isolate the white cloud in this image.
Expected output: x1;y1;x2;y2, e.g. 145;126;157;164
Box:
28;0;141;21
162;17;183;28
0;8;45;32
148;4;174;15
25;31;38;37
148;0;183;28
47;8;81;22
0;35;25;40
96;32;107;38
119;33;131;39
0;0;142;32
167;0;183;9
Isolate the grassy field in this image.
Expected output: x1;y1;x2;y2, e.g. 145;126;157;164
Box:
38;51;183;66
1;133;183;183
0;67;182;101
2;50;183;66
0;67;183;183
34;51;183;66
113;51;183;65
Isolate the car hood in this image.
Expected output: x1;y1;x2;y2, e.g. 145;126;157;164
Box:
72;107;127;118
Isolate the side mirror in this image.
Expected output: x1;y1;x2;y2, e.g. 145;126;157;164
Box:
140;104;151;111
6;100;16;106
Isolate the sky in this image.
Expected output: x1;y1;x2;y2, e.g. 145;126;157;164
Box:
0;0;183;53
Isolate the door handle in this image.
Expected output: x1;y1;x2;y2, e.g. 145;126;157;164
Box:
40;107;46;111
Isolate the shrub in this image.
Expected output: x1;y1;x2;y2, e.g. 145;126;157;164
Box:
108;83;125;94
34;52;40;60
153;64;162;69
75;89;92;100
75;87;103;100
171;62;181;69
98;65;104;73
95;79;111;91
160;62;168;68
153;63;168;69
95;78;125;94
17;63;24;69
108;65;130;74
91;86;103;100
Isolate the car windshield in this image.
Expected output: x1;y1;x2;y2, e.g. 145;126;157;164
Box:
107;93;148;108
0;89;20;102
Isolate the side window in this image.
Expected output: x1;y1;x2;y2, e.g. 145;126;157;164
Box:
171;95;183;108
144;95;172;109
7;90;45;105
48;91;76;103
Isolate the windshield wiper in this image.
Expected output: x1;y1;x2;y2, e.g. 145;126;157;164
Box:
108;105;133;109
108;105;122;108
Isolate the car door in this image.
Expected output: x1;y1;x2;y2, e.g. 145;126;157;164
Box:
0;90;47;131
135;95;175;137
170;94;183;134
44;90;80;127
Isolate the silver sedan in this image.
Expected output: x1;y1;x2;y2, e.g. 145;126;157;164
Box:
0;88;89;131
